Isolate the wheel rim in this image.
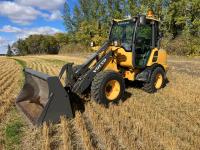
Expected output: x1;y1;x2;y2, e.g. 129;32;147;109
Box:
154;73;163;89
105;80;120;101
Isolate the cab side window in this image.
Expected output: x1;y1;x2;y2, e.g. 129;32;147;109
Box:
121;23;134;51
135;24;152;54
135;24;152;67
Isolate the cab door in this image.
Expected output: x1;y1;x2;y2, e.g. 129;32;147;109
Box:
134;22;152;68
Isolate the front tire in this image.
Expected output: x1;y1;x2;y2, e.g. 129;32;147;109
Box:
142;67;166;93
91;71;125;106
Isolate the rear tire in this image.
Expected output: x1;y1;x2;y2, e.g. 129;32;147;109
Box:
91;70;125;106
142;67;165;93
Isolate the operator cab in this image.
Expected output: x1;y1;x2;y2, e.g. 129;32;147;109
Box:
109;16;160;68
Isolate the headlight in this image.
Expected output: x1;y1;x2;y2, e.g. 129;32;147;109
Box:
114;40;118;47
90;41;94;47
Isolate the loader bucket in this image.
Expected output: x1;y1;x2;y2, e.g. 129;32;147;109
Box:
16;68;73;125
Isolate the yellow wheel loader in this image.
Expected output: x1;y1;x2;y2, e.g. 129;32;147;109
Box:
16;14;167;125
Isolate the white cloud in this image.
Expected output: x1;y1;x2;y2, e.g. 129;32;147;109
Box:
0;25;62;39
41;10;62;21
23;26;62;38
48;10;62;20
16;0;65;10
0;25;22;33
0;1;63;25
0;36;9;54
0;36;6;45
0;1;42;25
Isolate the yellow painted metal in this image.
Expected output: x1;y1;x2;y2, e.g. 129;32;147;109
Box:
157;49;168;70
102;43;168;83
124;70;135;81
91;46;100;51
147;48;157;66
124;70;134;81
103;46;133;71
147;48;168;71
154;73;163;89
116;48;133;68
103;58;119;72
105;80;120;101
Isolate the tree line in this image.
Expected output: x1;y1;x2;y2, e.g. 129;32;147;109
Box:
63;0;199;55
9;0;200;56
64;0;199;39
8;34;67;55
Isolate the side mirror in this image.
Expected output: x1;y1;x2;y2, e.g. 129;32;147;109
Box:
139;15;146;25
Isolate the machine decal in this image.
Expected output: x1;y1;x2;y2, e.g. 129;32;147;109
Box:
93;58;107;73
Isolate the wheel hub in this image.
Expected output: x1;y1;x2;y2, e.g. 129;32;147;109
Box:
105;80;120;101
154;73;163;89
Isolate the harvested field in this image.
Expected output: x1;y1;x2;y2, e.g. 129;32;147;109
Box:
0;54;200;150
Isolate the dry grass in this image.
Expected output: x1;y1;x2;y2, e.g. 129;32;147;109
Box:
0;54;200;150
0;58;21;120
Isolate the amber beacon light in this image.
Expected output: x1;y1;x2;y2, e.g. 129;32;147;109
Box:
147;9;154;17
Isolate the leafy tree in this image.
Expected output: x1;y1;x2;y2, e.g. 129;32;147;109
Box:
15;35;60;55
63;2;75;33
54;33;69;47
10;0;200;56
45;35;60;54
7;44;12;56
17;39;28;55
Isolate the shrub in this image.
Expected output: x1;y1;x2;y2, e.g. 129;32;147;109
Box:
59;43;92;54
161;35;200;56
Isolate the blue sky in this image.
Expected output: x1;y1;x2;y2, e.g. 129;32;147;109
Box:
0;0;77;54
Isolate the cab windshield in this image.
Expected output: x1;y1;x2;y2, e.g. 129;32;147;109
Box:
109;20;135;50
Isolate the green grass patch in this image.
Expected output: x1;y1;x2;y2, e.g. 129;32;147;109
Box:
11;58;27;87
12;58;27;68
4;121;23;150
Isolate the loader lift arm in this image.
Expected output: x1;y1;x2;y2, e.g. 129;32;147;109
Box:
59;41;114;95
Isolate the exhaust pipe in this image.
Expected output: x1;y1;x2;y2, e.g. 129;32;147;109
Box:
16;68;73;125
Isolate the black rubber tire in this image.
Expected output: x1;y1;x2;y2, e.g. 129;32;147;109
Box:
142;67;166;93
91;70;125;106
